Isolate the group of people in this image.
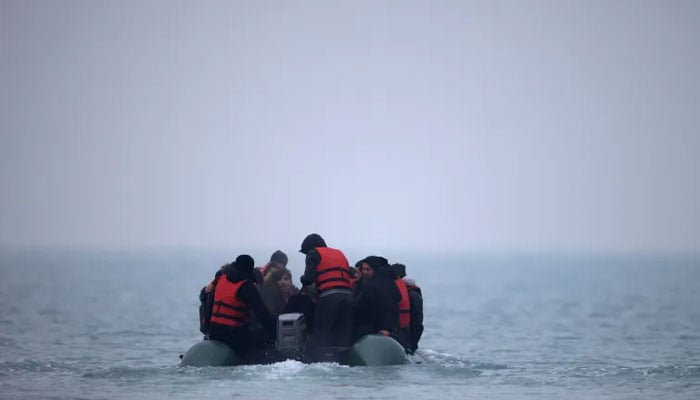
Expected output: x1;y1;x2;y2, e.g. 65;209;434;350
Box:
197;233;424;364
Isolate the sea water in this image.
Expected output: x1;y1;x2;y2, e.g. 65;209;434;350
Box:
1;248;698;399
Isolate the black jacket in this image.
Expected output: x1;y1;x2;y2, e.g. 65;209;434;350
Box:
352;274;401;333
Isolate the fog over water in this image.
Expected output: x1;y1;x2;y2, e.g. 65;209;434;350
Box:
1;1;699;253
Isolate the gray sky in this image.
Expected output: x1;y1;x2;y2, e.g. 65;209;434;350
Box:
1;0;699;253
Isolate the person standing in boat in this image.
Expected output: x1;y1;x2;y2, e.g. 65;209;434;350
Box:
299;233;353;362
206;254;277;364
392;263;423;354
352;256;404;346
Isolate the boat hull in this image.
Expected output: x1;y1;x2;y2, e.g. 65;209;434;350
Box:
180;334;408;367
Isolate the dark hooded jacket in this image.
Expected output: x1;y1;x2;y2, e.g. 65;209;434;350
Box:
352;256;401;334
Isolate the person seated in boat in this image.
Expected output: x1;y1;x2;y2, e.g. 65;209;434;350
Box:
299;233;353;363
392;263;423;354
206;254;277;364
257;250;288;278
260;268;299;316
352;256;403;345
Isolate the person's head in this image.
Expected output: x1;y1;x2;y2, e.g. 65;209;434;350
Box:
348;266;357;279
299;233;326;254
269;250;288;268
271;268;292;291
391;263;407;279
359;261;374;280
251;268;264;286
233;254;255;279
358;256;389;281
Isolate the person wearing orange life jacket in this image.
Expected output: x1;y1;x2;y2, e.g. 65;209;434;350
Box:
206;254;277;363
391;263;412;350
199;263;231;336
299;233;353;363
392;263;423;354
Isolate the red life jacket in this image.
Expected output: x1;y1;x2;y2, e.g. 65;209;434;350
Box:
314;247;351;293
209;276;250;327
395;278;411;329
259;263;271;276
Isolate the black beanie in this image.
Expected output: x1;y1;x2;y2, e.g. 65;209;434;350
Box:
269;250;288;266
362;256;389;272
234;254;255;274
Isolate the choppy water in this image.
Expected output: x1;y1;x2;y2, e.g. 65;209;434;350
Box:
1;248;699;399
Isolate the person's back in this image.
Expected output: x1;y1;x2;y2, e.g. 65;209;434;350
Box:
206;255;277;364
198;263;233;337
298;233;353;363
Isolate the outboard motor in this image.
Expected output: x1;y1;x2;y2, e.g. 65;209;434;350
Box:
276;313;308;360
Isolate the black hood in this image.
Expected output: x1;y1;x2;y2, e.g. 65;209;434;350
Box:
299;233;327;254
361;256;389;272
391;263;406;279
225;254;255;282
370;256;395;280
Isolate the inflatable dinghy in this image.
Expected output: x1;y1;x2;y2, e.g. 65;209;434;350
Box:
180;313;409;367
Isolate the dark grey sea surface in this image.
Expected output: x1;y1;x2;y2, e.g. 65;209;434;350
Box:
0;249;699;399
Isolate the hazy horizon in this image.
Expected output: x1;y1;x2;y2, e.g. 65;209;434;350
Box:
2;1;699;254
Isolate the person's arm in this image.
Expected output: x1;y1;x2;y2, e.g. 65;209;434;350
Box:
299;249;320;286
238;281;276;341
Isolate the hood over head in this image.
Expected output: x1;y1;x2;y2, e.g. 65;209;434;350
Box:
226;254;255;282
361;256;388;271
391;263;406;279
299;233;326;254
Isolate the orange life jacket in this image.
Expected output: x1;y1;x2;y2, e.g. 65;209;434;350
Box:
395;278;411;329
259;263;271;276
314;247;351;293
209;276;250;327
